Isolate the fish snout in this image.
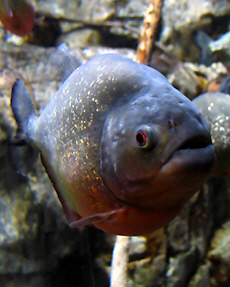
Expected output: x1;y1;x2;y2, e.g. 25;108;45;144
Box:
161;107;214;167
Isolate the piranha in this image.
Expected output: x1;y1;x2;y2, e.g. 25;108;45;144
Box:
10;53;215;236
193;91;230;176
0;0;40;36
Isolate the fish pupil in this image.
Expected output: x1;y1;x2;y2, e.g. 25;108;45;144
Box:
136;131;147;146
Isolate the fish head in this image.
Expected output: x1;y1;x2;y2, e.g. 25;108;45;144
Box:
100;87;215;211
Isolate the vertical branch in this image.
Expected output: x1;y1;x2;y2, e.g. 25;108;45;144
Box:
110;236;130;287
136;0;164;65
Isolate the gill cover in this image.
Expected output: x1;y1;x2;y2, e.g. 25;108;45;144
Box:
100;97;167;207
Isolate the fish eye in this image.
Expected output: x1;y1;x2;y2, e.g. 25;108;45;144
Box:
136;130;147;146
135;126;157;149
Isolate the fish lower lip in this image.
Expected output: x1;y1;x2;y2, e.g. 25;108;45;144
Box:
161;144;215;175
161;135;212;164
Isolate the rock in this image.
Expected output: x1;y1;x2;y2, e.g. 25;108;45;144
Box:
34;0;116;22
160;0;230;62
187;263;211;287
0;154;75;285
207;222;230;285
56;28;102;49
161;0;230;41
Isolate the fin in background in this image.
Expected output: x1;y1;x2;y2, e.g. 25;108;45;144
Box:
195;30;213;66
10;78;38;176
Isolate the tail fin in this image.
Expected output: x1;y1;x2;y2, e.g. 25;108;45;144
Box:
195;30;213;66
10;79;38;175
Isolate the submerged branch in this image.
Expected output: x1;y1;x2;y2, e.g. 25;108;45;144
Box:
136;0;164;65
110;235;130;287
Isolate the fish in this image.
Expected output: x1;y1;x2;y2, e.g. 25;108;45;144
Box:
0;0;40;36
193;91;230;176
10;53;215;236
195;30;230;66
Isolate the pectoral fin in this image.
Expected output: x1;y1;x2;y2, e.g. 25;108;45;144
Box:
70;208;124;229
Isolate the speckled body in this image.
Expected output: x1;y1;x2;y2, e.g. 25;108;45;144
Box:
18;53;215;235
193;92;230;175
29;54;155;216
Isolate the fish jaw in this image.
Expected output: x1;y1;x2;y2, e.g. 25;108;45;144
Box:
161;144;215;177
157;135;215;201
110;144;215;211
152;144;215;208
91;145;214;235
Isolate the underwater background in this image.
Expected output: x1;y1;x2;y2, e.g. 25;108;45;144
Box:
1;0;230;286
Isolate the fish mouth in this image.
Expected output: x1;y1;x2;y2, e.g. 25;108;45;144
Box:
161;135;215;174
161;135;212;164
